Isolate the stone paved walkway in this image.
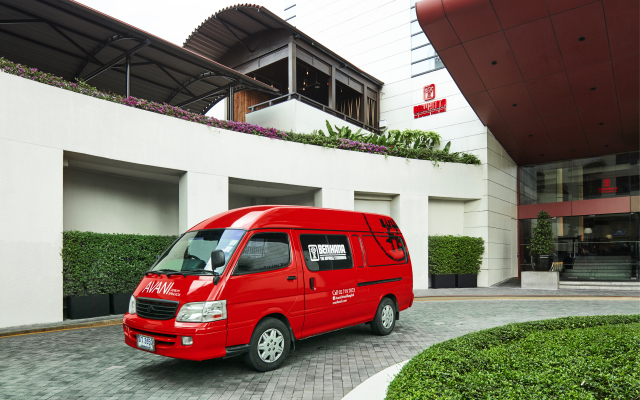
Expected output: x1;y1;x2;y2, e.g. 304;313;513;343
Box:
1;298;638;400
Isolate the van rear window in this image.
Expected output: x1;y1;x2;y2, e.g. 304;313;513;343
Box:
362;235;407;266
300;234;353;271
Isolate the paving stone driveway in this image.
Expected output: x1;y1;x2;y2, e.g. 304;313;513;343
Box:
1;299;638;400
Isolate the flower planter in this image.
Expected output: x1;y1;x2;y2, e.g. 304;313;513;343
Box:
456;274;477;288
431;274;455;289
67;294;110;320
532;255;553;271
109;292;133;315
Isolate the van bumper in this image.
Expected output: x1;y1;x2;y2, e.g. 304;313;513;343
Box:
123;314;227;361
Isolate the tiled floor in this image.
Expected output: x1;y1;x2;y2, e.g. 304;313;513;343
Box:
1;298;638;400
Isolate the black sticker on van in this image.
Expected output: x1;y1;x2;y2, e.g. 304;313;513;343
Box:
300;234;353;271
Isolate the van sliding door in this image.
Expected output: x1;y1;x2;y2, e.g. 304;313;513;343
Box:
296;232;358;338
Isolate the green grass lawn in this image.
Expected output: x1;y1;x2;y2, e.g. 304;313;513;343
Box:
386;315;640;400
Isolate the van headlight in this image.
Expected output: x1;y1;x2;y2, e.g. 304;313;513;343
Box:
128;295;136;315
176;300;227;322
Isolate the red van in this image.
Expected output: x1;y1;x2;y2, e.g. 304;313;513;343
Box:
123;206;414;371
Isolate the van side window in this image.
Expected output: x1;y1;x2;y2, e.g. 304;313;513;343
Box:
300;234;353;271
362;234;407;267
234;232;290;275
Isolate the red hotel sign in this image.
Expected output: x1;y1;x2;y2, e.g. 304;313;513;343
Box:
414;84;446;119
414;99;446;119
598;177;617;194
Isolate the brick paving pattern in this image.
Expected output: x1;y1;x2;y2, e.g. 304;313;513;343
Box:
1;299;638;400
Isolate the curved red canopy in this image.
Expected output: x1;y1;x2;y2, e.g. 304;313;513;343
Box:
416;0;638;165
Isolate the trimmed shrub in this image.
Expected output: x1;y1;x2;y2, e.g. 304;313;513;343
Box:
62;231;177;297
386;314;640;400
428;235;484;275
528;209;555;255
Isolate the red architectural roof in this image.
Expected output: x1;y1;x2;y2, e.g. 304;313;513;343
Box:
416;0;639;165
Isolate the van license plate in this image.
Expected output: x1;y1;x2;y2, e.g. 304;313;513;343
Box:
137;334;155;351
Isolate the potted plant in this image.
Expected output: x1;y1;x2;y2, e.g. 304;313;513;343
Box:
527;210;555;271
455;236;484;288
429;235;484;288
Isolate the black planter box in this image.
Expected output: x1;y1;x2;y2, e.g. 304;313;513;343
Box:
431;274;456;288
456;274;477;288
110;292;133;315
67;294;110;320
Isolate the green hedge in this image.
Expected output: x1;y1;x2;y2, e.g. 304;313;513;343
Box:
62;231;178;297
387;314;640;400
428;235;484;275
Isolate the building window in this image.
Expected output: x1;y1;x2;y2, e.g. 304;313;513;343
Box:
410;2;444;77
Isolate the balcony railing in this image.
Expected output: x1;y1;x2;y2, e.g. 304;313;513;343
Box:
247;92;381;134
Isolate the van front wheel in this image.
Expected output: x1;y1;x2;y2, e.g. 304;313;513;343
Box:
243;318;291;372
370;298;396;336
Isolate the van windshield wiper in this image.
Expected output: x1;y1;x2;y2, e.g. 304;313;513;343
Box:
165;270;217;277
144;269;176;277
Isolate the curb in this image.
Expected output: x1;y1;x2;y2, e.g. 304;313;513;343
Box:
342;360;409;400
0;315;123;338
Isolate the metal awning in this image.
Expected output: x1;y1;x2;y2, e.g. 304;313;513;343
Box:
0;0;279;114
183;4;384;87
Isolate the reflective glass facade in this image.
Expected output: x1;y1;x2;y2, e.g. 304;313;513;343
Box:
519;151;639;205
519;214;639;281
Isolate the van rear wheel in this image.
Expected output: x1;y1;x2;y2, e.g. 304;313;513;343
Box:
243;317;291;372
370;298;396;336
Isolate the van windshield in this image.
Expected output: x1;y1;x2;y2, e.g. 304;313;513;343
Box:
152;229;245;275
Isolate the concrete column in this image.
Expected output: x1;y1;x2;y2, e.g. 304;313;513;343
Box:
391;194;429;290
179;172;228;232
314;188;354;210
0;138;63;328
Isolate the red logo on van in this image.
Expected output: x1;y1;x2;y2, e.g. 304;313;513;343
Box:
424;84;435;101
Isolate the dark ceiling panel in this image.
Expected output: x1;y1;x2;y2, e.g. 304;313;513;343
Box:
603;0;640;60
437;45;485;94
465;90;505;126
489;83;538;124
507;150;530;165
545;0;599;15
587;134;626;155
622;134;639;150
415;0;460;51
491;0;549;29
526;72;576;117
551;2;609;71
489;124;520;151
579;104;622;138
505;18;564;81
463;32;523;89
619;101;639;135
612;55;639;104
509;118;551;148
543;112;586;142
442;0;501;42
553;140;592;160
567;61;616;110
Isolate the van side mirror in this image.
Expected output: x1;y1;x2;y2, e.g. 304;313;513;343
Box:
211;250;225;269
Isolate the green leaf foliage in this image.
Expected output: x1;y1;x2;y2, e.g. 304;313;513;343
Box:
528;210;555;255
428;235;485;275
62;231;177;296
386;314;640;400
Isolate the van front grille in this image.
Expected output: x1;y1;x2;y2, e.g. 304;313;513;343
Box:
136;297;179;320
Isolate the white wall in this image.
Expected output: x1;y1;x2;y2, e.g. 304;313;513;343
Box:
428;199;464;236
246;98;370;134
64;169;179;235
291;0;519;287
0;70;485;327
0;138;63;329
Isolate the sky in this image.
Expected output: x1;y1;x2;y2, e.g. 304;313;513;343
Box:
77;0;285;46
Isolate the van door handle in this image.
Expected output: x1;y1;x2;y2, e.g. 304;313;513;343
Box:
287;276;296;281
310;277;315;291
